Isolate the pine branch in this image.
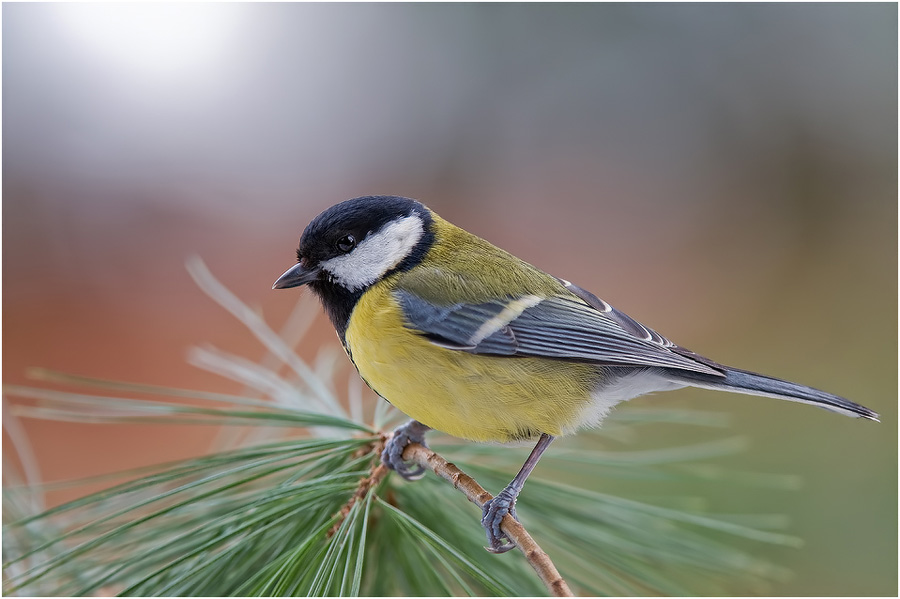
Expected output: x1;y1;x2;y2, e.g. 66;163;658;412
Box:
327;437;390;539
323;433;571;596
3;260;803;596
401;441;573;597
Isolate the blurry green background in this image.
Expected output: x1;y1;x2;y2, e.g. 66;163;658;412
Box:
3;3;896;595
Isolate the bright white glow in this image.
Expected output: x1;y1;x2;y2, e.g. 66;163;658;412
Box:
53;3;241;78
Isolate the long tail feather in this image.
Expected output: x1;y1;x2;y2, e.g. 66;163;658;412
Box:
673;367;879;421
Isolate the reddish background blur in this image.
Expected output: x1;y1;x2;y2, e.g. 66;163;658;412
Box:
3;4;896;594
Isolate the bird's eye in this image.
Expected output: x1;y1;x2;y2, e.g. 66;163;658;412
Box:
336;235;356;253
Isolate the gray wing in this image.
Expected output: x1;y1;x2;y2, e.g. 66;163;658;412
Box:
395;281;726;377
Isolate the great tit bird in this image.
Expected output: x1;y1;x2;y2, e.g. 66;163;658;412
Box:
273;195;878;553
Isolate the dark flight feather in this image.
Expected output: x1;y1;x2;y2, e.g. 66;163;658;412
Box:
396;290;725;376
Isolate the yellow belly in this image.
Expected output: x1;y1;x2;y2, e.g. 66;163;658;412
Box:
344;284;600;443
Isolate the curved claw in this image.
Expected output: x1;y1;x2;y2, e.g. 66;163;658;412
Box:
381;420;430;481
481;489;519;553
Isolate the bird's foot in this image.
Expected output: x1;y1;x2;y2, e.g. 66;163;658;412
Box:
381;420;430;481
481;487;520;553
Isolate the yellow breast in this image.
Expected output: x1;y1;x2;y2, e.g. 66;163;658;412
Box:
344;283;600;443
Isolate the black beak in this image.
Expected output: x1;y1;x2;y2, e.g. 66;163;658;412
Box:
272;262;321;289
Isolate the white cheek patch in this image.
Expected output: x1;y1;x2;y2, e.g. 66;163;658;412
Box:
321;214;425;291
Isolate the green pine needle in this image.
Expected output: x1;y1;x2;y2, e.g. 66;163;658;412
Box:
3;257;802;596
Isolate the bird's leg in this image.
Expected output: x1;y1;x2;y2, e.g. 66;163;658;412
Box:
481;433;555;553
381;419;431;480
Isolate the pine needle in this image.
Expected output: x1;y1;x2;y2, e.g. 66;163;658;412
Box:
3;256;803;596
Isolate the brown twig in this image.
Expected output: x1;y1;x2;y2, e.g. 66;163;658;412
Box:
329;436;573;595
328;437;389;538
402;442;574;597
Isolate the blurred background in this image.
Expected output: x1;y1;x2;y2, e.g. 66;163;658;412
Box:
3;3;896;595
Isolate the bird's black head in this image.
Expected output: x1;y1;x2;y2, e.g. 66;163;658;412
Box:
273;195;435;336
